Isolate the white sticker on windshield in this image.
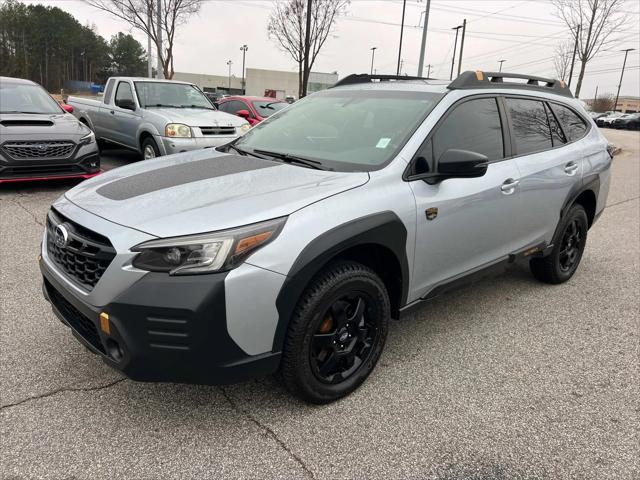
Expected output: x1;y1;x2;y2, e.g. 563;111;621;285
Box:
376;138;391;149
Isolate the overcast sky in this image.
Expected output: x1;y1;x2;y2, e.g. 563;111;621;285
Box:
21;0;640;98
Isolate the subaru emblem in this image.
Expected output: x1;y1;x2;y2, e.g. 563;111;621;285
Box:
54;224;69;248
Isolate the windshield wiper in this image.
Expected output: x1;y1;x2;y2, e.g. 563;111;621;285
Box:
253;149;325;170
185;105;215;110
226;143;270;159
145;103;181;108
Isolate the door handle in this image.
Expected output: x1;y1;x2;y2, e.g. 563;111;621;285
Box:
500;178;519;194
564;162;578;175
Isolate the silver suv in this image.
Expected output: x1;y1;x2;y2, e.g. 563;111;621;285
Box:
40;71;611;403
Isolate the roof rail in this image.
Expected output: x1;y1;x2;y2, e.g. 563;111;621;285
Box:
448;70;573;98
331;73;431;88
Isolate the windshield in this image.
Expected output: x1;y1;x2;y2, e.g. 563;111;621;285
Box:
0;83;62;114
235;89;443;171
134;82;215;109
252;101;288;118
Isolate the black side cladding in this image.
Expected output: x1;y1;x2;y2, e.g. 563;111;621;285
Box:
97;154;280;200
273;211;409;352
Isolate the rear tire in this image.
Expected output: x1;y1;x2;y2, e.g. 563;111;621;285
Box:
530;204;588;284
281;261;390;404
141;137;160;159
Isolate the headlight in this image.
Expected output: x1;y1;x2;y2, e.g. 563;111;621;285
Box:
165;123;192;138
239;123;251;134
79;130;95;145
131;217;286;275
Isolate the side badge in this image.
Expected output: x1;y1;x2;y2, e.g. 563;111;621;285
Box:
425;207;438;221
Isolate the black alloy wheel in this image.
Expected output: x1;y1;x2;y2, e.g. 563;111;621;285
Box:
281;261;390;404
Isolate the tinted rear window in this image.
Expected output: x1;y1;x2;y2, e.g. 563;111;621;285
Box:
506;98;552;155
550;103;588;142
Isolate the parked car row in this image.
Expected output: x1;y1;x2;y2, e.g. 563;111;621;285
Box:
594;111;640;129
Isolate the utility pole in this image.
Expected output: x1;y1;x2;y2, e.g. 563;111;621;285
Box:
417;0;431;77
457;19;467;77
426;64;431;78
498;59;506;72
147;7;152;78
370;47;377;75
614;48;635;112
568;24;581;87
156;0;163;79
226;60;233;91
399;59;404;75
450;25;462;80
240;44;248;94
397;0;407;75
302;0;312;97
593;85;598;110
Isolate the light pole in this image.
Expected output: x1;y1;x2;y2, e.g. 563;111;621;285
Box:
457;18;467;77
417;0;431;77
397;0;407;75
568;24;581;87
226;60;233;92
240;45;248;94
614;48;635;112
450;24;462;80
498;59;506;72
370;47;377;75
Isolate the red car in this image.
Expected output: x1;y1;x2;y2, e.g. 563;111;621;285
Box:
217;96;288;126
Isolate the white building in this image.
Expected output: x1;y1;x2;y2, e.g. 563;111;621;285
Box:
174;68;338;99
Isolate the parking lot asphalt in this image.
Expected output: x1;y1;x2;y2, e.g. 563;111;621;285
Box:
1;130;638;479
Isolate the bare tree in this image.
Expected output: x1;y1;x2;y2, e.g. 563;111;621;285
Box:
268;0;349;98
590;92;615;112
553;41;573;81
84;0;202;79
552;0;627;97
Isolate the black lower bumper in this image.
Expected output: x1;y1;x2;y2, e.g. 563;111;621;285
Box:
41;260;281;385
0;151;100;181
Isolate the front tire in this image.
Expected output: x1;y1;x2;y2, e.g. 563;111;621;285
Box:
141;137;160;159
530;204;588;284
281;261;390;404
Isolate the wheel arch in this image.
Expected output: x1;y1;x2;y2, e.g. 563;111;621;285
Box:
562;174;600;228
272;211;409;353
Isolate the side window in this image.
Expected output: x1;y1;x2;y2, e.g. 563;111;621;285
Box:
506;98;552;155
114;81;134;105
544;103;567;147
103;79;115;104
432;97;504;163
549;103;588;142
218;101;230;113
239;101;254;117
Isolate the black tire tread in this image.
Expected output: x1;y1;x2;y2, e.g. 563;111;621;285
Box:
281;261;390;404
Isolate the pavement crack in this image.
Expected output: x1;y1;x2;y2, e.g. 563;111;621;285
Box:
10;197;45;227
606;195;639;209
0;378;126;412
219;386;316;479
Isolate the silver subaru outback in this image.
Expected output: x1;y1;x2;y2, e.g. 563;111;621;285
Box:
40;71;611;403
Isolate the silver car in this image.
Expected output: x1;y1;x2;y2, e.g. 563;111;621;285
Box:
40;71;611;403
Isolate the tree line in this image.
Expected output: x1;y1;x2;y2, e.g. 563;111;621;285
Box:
0;0;147;91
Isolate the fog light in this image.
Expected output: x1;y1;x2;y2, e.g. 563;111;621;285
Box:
99;312;110;335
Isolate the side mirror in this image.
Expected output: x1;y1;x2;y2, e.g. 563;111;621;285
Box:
437;149;488;178
236;109;251;119
61;104;74;114
116;98;136;111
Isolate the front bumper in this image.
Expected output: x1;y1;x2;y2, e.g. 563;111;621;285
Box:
158;135;239;156
40;258;281;385
0;147;100;183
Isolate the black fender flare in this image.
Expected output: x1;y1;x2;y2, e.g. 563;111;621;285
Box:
272;211;409;352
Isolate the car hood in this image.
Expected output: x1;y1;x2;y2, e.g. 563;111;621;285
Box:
65;149;369;238
0;113;89;139
144;107;246;127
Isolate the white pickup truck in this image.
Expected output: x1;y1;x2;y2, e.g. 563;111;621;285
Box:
67;77;250;159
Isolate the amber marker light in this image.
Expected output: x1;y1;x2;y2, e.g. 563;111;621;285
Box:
100;312;111;335
235;231;273;256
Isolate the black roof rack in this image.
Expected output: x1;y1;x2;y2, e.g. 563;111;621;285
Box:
331;73;431;88
448;71;573;98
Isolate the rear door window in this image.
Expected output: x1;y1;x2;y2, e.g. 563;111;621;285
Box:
549;103;588;142
506;98;552;155
544;103;567;147
431;97;504;164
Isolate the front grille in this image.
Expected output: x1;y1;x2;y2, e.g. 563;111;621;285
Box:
45;280;105;354
3;140;75;160
199;126;236;136
46;209;116;290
